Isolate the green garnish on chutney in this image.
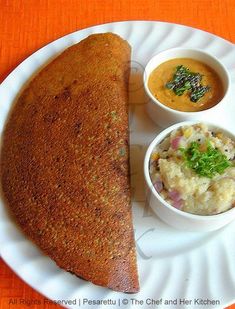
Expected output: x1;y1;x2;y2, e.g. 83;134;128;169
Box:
166;65;210;102
180;141;231;178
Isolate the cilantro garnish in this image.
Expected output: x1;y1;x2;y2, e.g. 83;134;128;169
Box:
180;141;231;178
166;65;210;102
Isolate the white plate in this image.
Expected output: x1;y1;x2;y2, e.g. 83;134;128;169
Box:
1;21;235;309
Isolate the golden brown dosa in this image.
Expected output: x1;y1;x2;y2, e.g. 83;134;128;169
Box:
0;33;139;292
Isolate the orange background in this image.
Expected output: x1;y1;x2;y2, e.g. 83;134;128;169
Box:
0;0;235;308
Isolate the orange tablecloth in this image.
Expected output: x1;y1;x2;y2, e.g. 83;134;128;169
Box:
0;1;235;308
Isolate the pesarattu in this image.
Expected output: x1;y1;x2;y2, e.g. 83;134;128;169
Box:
0;33;139;293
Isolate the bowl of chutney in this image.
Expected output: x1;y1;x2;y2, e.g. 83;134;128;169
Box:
144;48;231;128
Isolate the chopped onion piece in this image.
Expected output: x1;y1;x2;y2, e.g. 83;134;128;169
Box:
171;136;182;150
172;199;183;209
168;189;181;202
154;180;163;192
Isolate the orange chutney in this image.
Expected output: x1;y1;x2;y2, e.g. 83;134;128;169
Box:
148;58;224;112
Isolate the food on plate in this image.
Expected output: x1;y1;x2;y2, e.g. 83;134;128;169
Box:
150;123;235;215
0;33;139;292
148;58;224;112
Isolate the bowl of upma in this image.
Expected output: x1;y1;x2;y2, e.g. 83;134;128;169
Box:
144;121;235;231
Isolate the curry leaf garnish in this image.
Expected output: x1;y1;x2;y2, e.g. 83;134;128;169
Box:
180;141;231;178
190;85;211;102
165;65;210;102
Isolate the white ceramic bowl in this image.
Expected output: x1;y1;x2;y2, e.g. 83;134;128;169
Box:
144;121;235;232
144;48;231;128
